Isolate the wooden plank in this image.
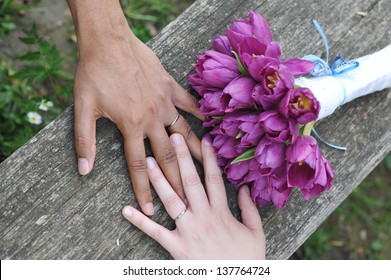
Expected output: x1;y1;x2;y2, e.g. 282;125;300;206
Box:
1;0;390;259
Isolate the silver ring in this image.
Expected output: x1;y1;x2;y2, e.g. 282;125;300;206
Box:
174;208;187;221
166;114;180;128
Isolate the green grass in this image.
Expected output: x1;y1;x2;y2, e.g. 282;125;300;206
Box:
0;26;73;157
120;0;180;42
0;0;23;39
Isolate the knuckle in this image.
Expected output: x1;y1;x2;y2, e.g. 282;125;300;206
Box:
184;174;201;187
128;114;143;126
206;173;224;185
146;103;159;118
152;227;163;242
148;168;163;182
161;74;176;89
75;135;94;149
135;186;151;199
175;149;189;160
129;159;147;172
164;194;181;210
158;150;177;164
157;89;171;104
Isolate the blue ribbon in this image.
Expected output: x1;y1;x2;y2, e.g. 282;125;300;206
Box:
331;56;359;75
311;128;348;151
302;19;357;151
303;19;359;78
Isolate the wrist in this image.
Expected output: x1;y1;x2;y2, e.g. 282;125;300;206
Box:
68;0;137;58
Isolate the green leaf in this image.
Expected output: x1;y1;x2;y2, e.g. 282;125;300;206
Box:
232;51;249;76
19;37;37;45
1;21;16;30
302;121;316;136
0;0;13;15
40;42;62;71
23;25;37;37
13;66;47;84
18;51;41;61
0;90;13;108
231;147;255;164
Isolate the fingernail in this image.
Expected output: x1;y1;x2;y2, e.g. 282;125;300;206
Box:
78;158;90;175
146;158;156;170
123;207;133;218
171;133;183;146
144;202;155;216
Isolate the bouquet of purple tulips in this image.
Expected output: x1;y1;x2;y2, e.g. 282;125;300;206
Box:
189;10;391;208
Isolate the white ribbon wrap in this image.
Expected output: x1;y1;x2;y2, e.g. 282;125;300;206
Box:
296;45;391;120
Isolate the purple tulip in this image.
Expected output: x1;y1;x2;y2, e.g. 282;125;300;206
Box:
286;136;334;199
226;10;273;52
248;57;294;109
219;111;256;137
238;115;265;148
255;136;286;175
250;168;292;208
188;72;211;96
259;110;298;143
191;50;240;90
250;177;271;207
225;157;259;187
281;58;314;77
212;35;234;57
214;111;265;149
222;77;258;112
279;87;320;124
198;89;227;117
211;134;243;160
238;38;282;69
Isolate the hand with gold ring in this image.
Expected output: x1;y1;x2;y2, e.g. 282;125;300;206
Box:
67;0;204;217
122;133;266;259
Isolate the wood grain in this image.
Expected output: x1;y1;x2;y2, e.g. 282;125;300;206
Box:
1;0;390;259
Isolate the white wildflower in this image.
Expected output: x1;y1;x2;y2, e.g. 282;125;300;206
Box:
38;99;54;111
27;112;42;125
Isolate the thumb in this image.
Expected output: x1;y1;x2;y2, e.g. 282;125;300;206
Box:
172;85;204;121
74;104;97;175
238;185;264;234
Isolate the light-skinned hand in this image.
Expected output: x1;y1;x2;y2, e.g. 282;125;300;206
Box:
122;134;266;259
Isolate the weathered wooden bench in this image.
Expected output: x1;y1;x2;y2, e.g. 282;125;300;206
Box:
1;0;390;260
